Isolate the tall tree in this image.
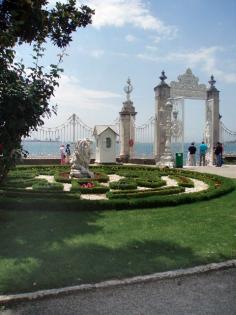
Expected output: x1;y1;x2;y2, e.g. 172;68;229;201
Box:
0;0;94;182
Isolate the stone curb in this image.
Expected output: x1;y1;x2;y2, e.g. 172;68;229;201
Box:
0;259;236;305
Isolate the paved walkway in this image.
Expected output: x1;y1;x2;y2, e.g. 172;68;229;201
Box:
185;164;236;178
2;268;236;315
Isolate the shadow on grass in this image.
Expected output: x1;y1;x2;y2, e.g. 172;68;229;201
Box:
0;234;223;294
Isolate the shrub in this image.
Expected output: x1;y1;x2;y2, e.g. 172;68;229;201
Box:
32;181;64;192
54;172;72;183
135;179;166;188
168;175;194;188
2;178;48;189
107;186;185;199
109;179;137;190
77;172;109;183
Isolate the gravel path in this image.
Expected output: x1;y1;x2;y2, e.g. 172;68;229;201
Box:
161;176;209;193
35;175;55;183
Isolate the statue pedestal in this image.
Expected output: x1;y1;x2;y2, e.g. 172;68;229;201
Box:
70;167;94;179
156;150;174;168
69;139;94;179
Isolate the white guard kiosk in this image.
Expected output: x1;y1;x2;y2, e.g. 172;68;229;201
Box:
93;125;118;163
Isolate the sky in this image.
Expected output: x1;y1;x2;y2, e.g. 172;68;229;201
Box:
16;0;236;142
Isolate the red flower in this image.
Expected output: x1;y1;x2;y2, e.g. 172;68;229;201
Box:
80;182;95;188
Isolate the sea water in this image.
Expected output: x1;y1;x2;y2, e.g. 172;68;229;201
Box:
22;140;236;163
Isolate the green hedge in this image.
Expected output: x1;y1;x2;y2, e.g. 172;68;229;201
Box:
32;181;64;192
76;172;109;183
1;165;235;211
135;178;166;188
168;175;194;188
54;172;72;183
107;186;185;199
0;190;81;199
109;178;137;190
1;178;48;189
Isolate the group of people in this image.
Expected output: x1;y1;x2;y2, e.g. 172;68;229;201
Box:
187;141;223;167
60;143;71;165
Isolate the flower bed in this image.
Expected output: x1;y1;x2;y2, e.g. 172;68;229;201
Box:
71;179;109;194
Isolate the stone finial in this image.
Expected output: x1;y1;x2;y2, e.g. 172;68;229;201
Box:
208;75;216;88
159;70;167;84
124;77;133;101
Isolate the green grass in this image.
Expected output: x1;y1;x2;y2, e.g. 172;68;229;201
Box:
0;180;236;294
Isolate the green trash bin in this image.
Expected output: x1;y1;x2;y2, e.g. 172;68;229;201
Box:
175;153;183;168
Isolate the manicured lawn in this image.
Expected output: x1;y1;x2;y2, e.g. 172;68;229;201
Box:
0;181;236;294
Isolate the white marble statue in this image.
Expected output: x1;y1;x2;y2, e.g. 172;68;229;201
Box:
70;139;94;178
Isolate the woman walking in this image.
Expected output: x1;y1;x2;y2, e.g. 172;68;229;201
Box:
60;144;66;165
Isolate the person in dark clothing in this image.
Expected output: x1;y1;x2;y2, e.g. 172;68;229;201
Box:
65;143;71;164
215;142;223;167
188;142;197;166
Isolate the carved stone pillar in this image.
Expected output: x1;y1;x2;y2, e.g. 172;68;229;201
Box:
157;100;174;167
206;75;220;163
119;78;137;161
154;71;170;162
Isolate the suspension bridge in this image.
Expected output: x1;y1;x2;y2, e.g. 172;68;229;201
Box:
27;114;93;143
24;113;236;157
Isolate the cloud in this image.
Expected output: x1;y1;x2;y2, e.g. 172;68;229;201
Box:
125;34;137;42
223;73;236;84
111;51;130;57
54;74;121;103
167;47;222;72
48;74;122;126
47;0;178;44
47;0;177;38
85;0;177;38
136;52;161;62
145;45;159;52
168;47;236;83
137;46;236;84
89;49;105;58
152;35;161;44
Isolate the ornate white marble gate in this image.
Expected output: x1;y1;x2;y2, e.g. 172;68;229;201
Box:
154;69;220;166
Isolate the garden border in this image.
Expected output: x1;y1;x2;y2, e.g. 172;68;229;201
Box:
0;165;235;211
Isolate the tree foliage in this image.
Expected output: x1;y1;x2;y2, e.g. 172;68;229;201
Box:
0;0;94;182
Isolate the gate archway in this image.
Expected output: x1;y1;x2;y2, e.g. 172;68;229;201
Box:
154;69;220;166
